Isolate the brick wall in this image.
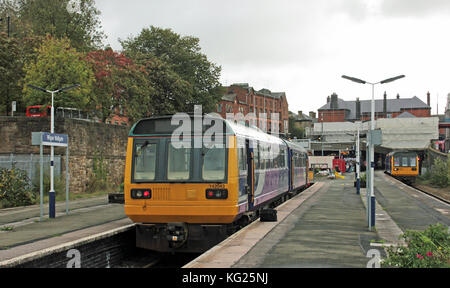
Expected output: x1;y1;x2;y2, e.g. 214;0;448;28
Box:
0;117;128;194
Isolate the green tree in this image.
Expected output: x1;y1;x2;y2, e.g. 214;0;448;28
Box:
0;32;41;115
22;36;95;110
288;115;305;139
121;26;223;113
0;33;21;115
16;0;104;51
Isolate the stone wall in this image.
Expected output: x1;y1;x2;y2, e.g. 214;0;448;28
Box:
0;116;129;194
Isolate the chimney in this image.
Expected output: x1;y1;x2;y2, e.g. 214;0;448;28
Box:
356;97;361;120
396;93;400;99
383;91;387;115
427;91;431;107
298;111;303;118
327;96;331;104
330;93;338;109
309;111;316;119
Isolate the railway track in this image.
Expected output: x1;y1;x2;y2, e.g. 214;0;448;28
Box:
386;173;450;205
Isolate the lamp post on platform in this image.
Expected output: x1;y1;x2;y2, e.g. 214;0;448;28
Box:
341;74;405;230
27;84;80;218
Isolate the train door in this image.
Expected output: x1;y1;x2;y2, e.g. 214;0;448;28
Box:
246;139;255;210
288;149;293;192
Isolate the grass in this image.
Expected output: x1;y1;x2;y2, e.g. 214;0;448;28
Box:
0;226;14;232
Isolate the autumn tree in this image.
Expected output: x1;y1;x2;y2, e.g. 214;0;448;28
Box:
85;48;153;122
121;26;224;113
22;36;95;110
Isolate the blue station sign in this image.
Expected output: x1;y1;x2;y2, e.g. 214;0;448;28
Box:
32;132;69;147
42;133;68;147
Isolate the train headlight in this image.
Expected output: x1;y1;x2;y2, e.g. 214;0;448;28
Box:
206;189;228;200
131;189;152;199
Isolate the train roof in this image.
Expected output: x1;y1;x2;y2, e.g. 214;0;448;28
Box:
130;115;286;145
386;150;418;157
284;140;308;154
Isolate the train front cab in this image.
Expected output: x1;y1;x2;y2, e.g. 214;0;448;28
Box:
385;151;419;183
125;117;242;252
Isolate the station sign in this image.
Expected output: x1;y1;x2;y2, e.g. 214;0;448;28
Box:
32;132;69;147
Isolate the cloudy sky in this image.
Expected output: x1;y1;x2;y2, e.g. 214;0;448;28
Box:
96;0;450;115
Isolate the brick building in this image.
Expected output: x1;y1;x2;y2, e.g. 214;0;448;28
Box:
216;83;289;136
318;92;432;123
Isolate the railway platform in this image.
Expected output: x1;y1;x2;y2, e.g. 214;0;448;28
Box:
185;172;450;268
0;195;131;266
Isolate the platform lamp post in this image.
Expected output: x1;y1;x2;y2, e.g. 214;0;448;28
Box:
341;75;405;230
27;84;80;218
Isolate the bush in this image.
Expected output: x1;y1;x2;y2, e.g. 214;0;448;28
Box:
0;167;37;208
430;158;448;188
32;169;66;199
382;224;450;268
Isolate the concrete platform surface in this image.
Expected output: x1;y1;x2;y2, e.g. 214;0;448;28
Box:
0;196;109;226
185;177;380;268
0;218;133;267
0;197;131;261
375;171;450;231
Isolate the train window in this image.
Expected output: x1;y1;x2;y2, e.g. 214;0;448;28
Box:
409;156;417;167
282;149;287;168
202;147;226;181
394;156;400;167
401;157;409;167
133;142;157;181
168;144;191;180
254;143;260;170
238;147;247;172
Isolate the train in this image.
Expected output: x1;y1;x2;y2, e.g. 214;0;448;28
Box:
385;150;420;183
124;115;311;253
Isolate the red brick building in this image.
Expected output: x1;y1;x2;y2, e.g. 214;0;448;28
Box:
318;92;432;123
216;83;289;136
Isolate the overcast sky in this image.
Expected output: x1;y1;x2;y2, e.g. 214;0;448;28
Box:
96;0;450;115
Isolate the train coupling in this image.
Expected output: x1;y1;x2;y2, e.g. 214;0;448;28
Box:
166;222;188;243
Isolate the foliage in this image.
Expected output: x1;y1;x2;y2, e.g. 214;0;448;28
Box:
85;151;110;193
430;158;448;187
288;115;305;139
22;36;95;111
0;167;36;208
32;168;66;198
121;26;223;113
382;224;450;268
85;48;153;122
135;54;194;115
0;33;43;114
360;172;366;185
15;0;104;51
0;33;21;115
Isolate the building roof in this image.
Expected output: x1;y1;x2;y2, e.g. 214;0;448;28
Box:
221;93;237;102
318;96;430;120
396;111;416;118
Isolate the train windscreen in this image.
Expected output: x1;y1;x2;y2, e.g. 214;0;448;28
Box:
393;152;417;167
131;117;228;183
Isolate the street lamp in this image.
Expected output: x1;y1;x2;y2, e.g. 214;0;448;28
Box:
27;84;80;218
341;74;405;230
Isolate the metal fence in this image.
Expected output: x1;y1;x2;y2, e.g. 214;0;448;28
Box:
0;154;61;185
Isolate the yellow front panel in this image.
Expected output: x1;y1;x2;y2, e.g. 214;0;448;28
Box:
392;167;419;177
124;136;241;224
